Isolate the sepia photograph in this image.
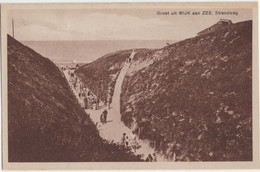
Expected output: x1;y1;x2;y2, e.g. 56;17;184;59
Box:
1;2;259;170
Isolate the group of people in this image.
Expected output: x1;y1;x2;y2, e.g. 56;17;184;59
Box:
121;131;157;161
67;70;101;110
145;153;157;162
83;94;100;110
121;131;138;152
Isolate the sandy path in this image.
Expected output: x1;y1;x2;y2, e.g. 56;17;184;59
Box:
63;51;167;161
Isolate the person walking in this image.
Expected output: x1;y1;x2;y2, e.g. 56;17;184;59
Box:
107;95;111;109
96;99;99;109
131;131;137;152
100;113;104;124
152;153;157;162
103;109;108;123
121;133;126;145
84;98;88;109
126;56;130;63
128;49;135;63
125;136;130;147
145;154;153;162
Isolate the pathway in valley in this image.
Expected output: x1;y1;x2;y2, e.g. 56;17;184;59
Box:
63;50;167;161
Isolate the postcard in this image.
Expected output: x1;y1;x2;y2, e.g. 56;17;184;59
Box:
1;2;259;170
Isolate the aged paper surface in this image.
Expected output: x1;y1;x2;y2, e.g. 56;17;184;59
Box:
1;2;259;170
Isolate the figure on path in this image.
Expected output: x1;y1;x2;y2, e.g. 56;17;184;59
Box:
145;154;153;162
100;113;104;124
107;99;111;109
107;89;112;109
152;153;157;162
100;109;108;124
121;133;126;145
128;49;136;63
131;131;137;152
125;136;130;147
96;99;99;109
103;109;108;123
84;98;88;109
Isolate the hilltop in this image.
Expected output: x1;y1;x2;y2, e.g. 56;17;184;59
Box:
75;20;252;161
8;35;141;162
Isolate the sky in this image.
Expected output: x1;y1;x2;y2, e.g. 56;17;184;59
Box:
7;8;252;41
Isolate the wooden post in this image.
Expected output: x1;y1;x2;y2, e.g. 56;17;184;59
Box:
12;19;14;38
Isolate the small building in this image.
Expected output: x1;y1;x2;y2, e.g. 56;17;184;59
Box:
197;19;232;36
218;19;232;25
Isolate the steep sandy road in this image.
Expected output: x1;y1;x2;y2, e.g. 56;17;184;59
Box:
63;51;167;161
